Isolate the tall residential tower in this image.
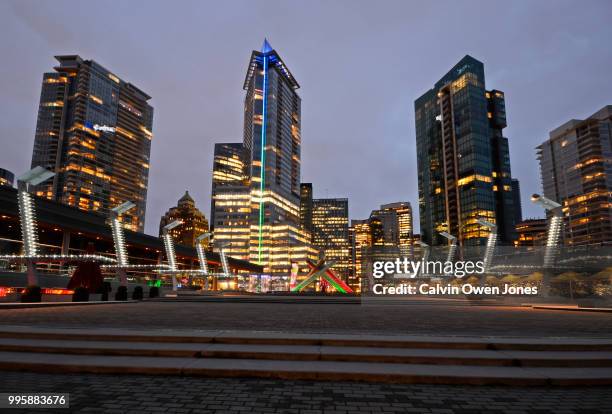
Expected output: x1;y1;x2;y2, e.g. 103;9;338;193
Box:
31;55;153;231
537;105;612;245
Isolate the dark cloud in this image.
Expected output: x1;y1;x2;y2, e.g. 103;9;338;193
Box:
0;0;611;234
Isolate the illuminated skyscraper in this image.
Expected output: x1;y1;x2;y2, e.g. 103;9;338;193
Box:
537;105;612;245
312;198;351;282
210;143;251;259
212;40;315;275
31;55;153;231
242;38;311;274
159;191;209;248
415;55;517;246
349;219;371;290
370;202;414;256
348;203;413;290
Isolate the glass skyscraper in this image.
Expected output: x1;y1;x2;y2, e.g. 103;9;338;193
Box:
312;198;351;282
210;142;251;260
370;202;414;256
31;55;153;232
211;40;316;275
415;55;517;246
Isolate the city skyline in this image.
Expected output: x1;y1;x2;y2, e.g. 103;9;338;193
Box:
1;0;611;236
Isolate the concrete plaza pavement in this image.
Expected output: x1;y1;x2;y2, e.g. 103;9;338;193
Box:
0;299;611;338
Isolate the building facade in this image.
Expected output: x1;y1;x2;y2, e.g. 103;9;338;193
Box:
159;191;209;248
511;178;523;225
210;143;252;259
415;55;517;247
0;168;14;187
312;198;351;282
300;183;313;236
369;202;414;256
537;105;612;245
30;55;153;232
514;218;547;248
349;203;413;291
349;219;371;291
211;40;316;275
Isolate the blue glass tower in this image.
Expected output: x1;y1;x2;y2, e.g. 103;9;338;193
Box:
415;55;517;246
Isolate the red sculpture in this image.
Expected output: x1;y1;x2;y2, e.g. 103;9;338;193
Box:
67;243;104;293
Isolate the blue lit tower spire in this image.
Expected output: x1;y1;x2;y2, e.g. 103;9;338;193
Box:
261;38;273;53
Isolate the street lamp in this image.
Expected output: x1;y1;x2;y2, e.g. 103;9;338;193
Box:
531;194;563;268
439;231;457;277
109;201;136;286
162;220;182;291
531;194;562;211
417;241;429;277
195;232;212;290
215;241;231;278
476;219;497;272
16;167;54;285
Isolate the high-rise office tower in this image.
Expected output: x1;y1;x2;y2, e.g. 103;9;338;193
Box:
243;38;305;270
312;198;351;282
349;203;413;290
537;105;612;245
415;55;517;246
210;143;251;259
369;202;414;255
300;183;313;235
31;55;153;231
159;191;209;248
212;40;315;275
349;219;372;290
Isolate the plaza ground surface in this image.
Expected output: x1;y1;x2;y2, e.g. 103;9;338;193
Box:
2;370;612;414
1;298;612;413
0;298;611;338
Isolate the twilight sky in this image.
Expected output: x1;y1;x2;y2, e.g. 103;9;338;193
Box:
0;0;611;235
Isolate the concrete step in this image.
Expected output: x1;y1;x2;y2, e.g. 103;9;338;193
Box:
0;338;609;368
1;326;611;351
0;351;611;386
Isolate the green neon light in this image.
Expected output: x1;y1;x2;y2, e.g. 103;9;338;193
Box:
257;54;268;264
292;273;318;292
323;275;347;294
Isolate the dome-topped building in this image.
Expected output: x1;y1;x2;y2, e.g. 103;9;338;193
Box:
159;191;209;248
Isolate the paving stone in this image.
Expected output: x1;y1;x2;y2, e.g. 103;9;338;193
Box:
0;301;611;338
1;371;612;413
